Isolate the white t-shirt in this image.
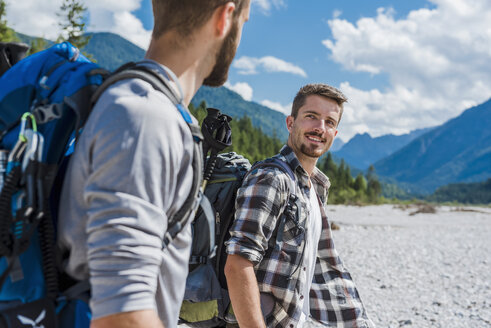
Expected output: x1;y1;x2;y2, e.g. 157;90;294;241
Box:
299;182;323;325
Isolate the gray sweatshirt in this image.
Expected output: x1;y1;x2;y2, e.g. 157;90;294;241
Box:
58;60;195;327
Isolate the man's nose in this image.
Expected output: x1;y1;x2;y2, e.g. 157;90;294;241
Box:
312;120;326;133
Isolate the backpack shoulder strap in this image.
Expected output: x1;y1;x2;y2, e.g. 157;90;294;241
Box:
91;62;204;248
92;62;178;109
250;157;303;245
250;156;296;194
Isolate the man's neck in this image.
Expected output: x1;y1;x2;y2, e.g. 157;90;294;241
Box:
145;34;214;106
286;142;318;176
299;157;317;177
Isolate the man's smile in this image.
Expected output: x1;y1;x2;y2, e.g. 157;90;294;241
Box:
305;133;325;144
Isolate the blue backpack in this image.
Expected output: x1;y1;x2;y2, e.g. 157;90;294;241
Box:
0;42;204;328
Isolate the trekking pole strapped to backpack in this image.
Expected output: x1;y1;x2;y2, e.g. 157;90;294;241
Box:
201;108;232;190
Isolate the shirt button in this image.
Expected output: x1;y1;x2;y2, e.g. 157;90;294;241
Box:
290;325;294;328
303;267;306;271
300;295;304;300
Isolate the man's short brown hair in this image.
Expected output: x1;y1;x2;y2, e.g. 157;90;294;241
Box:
152;0;248;39
291;83;347;125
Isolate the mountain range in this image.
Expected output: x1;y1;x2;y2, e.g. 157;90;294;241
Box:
14;32;491;196
374;99;491;193
333;128;432;170
330;138;345;152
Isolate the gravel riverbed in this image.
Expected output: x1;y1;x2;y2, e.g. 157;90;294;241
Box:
329;204;491;328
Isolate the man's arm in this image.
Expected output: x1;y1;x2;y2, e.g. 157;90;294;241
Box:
225;254;266;328
82;83;194;325
91;310;164;328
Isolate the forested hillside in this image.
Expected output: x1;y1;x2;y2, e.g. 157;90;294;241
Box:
192;86;289;141
190;101;383;204
189;101;284;163
82;32;145;70
428;179;491;204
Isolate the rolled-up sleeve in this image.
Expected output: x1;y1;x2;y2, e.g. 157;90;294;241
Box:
226;167;288;265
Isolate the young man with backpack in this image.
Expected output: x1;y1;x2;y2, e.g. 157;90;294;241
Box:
224;84;375;328
57;1;250;328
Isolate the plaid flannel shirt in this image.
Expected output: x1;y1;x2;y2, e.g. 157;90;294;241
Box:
226;146;374;328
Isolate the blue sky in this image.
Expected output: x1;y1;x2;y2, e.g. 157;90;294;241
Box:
6;0;491;141
130;1;435;113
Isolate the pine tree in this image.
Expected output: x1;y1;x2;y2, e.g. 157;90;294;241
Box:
337;159;347;189
345;165;353;187
353;174;367;192
323;153;337;175
0;0;17;42
366;165;381;201
366;165;376;181
57;0;92;52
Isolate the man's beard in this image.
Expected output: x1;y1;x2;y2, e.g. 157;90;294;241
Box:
203;19;239;87
298;132;329;159
300;144;325;158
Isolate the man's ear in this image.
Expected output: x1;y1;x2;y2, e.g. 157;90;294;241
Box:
286;115;294;133
214;2;236;38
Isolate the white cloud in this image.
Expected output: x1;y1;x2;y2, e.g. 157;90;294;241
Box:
4;0;60;40
225;81;253;101
260;100;291;116
323;0;491;141
234;56;307;77
252;0;286;15
85;0;151;49
5;0;151;49
111;11;151;49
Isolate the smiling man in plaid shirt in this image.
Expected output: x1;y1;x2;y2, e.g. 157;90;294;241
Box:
224;84;375;328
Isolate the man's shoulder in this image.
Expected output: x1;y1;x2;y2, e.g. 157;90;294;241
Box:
100;76;174;108
92;76;188;128
96;60;182;116
312;167;330;189
243;156;293;194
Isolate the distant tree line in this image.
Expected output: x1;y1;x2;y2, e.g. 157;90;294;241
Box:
318;153;382;204
427;178;491;205
190;101;383;204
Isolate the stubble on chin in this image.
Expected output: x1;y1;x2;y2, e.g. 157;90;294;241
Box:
300;144;325;159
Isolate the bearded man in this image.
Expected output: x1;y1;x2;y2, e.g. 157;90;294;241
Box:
58;1;250;327
225;84;375;328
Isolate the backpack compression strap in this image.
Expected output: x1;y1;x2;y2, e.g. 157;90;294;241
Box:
91;62;204;248
251;157;306;278
249;157;303;243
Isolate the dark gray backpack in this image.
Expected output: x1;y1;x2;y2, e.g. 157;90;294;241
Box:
179;152;301;327
179;152;250;326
